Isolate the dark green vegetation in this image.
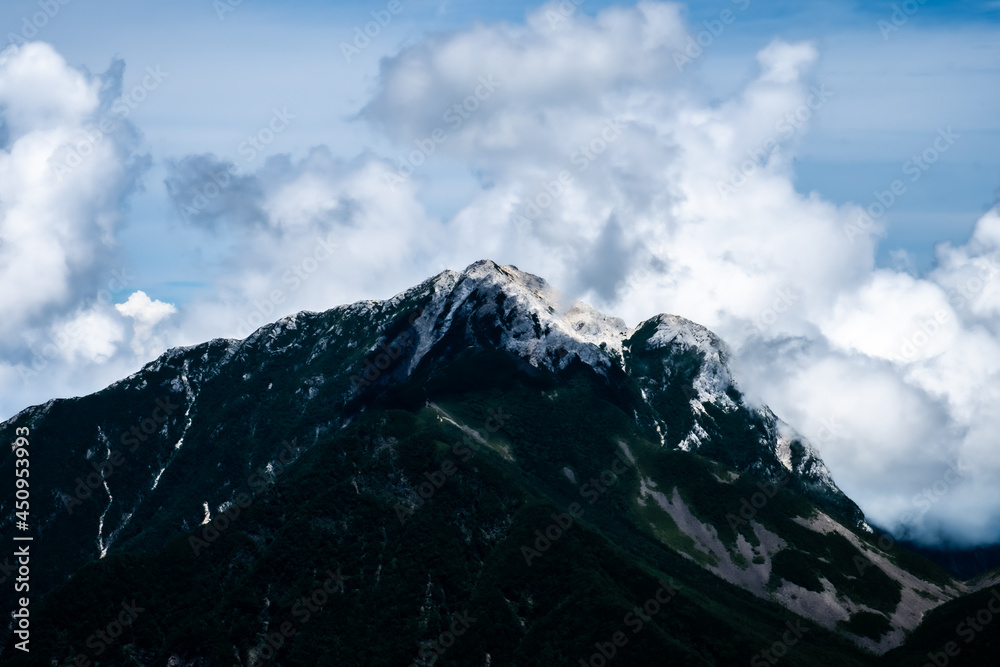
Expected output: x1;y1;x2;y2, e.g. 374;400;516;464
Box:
884;583;1000;666
0;262;991;665
764;533;901;615
2;399;877;666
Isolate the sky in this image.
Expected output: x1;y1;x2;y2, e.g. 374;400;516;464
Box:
1;0;999;546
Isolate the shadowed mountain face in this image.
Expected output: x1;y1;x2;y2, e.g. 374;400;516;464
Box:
0;260;987;665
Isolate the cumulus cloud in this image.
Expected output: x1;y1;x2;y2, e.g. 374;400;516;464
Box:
163;153;266;230
361;0;688;164
162;145;444;345
116;290;177;357
116;290;177;324
0;42;163;410
47;307;126;364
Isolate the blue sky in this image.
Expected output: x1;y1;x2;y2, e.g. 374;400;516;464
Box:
2;0;997;308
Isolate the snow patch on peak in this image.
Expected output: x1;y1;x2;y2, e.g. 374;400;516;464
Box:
458;261;634;371
406;271;468;374
563;303;632;358
641;314;738;410
775;432;795;472
645;314;728;358
408;260;633;375
678;421;711;452
774;419;841;492
461;259;545;291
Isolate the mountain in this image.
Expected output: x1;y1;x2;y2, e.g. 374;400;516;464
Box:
883;564;1000;666
897;541;1000;581
0;259;987;665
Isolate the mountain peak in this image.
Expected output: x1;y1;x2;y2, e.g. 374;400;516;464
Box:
5;259;941;665
404;260;631;374
456;259;551;298
646;313;727;354
376;262;853;516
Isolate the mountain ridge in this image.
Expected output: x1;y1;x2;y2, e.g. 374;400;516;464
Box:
0;258;868;596
0;259;985;664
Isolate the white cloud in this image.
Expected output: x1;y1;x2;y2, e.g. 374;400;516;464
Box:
115;290;177;325
0;42;98;136
0;42;149;410
49;307;126;364
116;291;177;357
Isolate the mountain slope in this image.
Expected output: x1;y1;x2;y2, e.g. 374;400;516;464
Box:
0;260;969;663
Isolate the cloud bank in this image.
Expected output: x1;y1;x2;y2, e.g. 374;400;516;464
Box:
0;42;167;404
